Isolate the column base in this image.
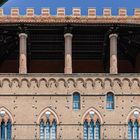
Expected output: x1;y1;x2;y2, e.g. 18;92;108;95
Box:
64;68;72;74
110;68;118;74
19;68;27;74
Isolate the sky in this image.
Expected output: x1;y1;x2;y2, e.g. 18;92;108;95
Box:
1;0;140;16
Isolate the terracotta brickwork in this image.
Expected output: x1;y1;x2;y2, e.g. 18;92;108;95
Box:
0;7;140;140
0;74;140;139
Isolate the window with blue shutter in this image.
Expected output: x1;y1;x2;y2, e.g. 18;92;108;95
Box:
39;112;57;140
128;120;133;140
73;92;80;110
106;92;114;110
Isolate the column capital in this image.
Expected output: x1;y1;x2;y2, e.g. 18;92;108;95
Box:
19;33;28;38
64;33;73;38
64;25;73;34
109;33;118;39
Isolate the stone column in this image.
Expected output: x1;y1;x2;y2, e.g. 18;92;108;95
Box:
19;33;28;74
109;33;118;74
64;33;73;74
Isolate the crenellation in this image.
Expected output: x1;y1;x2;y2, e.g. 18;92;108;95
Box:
0;8;139;17
11;8;19;17
88;8;96;17
0;8;3;16
72;8;81;17
134;8;140;17
118;8;127;17
26;8;35;17
57;8;65;17
41;8;50;17
103;8;112;17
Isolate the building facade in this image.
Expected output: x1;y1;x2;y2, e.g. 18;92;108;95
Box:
0;7;140;139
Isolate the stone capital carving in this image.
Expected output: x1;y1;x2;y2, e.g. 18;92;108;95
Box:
109;33;118;39
19;33;28;38
64;33;73;38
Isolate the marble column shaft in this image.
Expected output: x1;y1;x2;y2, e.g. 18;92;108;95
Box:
64;33;73;74
109;33;118;74
19;33;27;74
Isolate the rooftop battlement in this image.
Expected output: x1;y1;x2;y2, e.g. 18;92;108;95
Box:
0;8;140;17
0;8;140;24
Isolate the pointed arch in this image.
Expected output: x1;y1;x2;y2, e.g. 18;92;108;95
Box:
38;108;58;140
126;107;140;140
37;107;59;124
0;107;14;124
126;107;140;124
82;107;102;140
81;107;103;124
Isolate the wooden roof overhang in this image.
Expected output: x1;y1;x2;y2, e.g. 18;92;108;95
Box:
0;16;140;69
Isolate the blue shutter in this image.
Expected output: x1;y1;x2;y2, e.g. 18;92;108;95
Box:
46;120;50;140
73;93;80;110
128;120;133;140
95;120;100;140
89;120;94;140
134;120;139;140
40;120;44;140
1;120;5;140
106;93;114;109
7;119;11;140
83;120;88;140
51;120;57;140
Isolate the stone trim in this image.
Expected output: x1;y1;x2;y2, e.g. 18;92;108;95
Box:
0;76;139;90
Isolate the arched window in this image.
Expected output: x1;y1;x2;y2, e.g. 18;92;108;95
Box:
1;120;5;140
134;120;139;140
50;119;57;140
39;111;57;140
89;120;94;140
128;120;133;139
128;111;140;140
45;119;50;139
7;119;12;140
83;120;88;140
40;119;44;140
95;120;100;140
73;92;80;110
106;92;114;110
0;110;12;140
83;111;101;140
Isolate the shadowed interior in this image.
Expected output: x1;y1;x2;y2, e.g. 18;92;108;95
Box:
0;23;140;73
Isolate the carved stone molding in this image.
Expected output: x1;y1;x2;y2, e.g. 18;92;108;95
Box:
0;76;139;91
